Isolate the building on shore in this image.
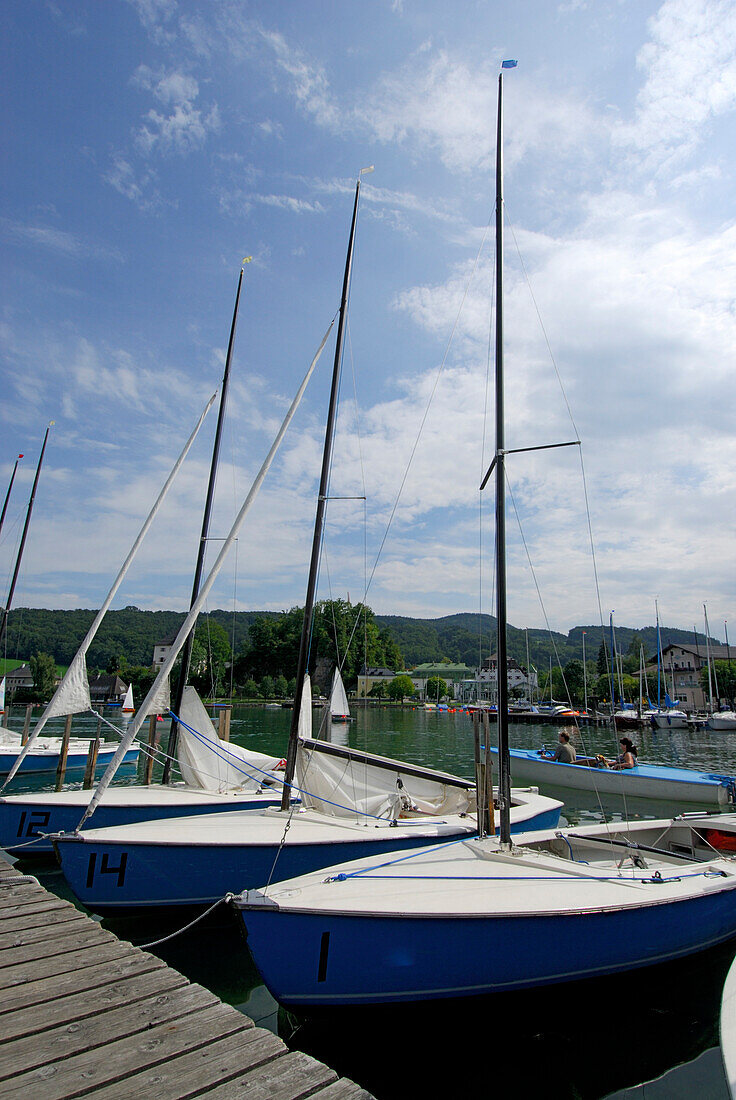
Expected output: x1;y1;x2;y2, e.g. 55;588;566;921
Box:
647;642;733;713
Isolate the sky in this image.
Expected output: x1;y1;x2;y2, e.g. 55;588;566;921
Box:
1;0;735;645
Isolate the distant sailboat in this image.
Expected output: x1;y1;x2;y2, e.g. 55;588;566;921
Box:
121;683;134;713
330;667;352;722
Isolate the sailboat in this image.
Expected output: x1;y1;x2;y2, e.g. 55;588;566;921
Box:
704;607;736;732
649;601;689;728
233;63;736;1007
0;269;289;854
50;171;562;914
329;667;352;723
121;683;134;714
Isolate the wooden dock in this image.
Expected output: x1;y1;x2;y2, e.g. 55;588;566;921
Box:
0;855;373;1099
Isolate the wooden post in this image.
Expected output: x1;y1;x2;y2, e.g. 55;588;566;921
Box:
483;709;494;836
82;717;102;789
55;714;73;792
144;715;158;785
21;704;32;745
218;707;231;742
473;710;486;838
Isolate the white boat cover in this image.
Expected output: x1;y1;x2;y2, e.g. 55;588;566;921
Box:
295;737;473;820
176;686;284;793
330;668;350;719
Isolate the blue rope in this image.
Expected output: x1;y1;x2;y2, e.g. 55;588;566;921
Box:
169;711;425;824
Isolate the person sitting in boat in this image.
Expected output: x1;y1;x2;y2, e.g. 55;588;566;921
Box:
610;737;638;769
541;730;576;764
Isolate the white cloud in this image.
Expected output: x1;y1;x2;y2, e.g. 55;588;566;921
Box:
615;0;736;173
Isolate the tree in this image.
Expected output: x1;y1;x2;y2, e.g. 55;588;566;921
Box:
387;674;416;703
701;661;736;709
189;619;232;698
274;674;288;699
29;652;56;700
596;641;609;676
368;681;387;699
425;676;449;701
562;659;585;705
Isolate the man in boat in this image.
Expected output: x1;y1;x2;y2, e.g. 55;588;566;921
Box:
541;729;576;764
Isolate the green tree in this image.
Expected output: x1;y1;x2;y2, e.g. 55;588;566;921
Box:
387;674;416;703
562;659;585;704
425;676;449;701
29;652;56;700
189;619;232;698
274;674;288;699
260;675;275;699
241;679;261;699
368;681;387;699
702;661;736;709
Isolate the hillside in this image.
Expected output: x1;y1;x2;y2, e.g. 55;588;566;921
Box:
1;606;714;675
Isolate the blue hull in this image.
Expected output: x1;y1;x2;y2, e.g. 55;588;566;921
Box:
0;791;282;858
0;748;139;777
55;805;562;913
241;886;736;1006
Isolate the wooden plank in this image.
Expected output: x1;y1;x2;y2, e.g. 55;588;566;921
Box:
0;908;89;946
0;951;166;1015
0;893;71;919
0;981;220;1080
0;938;134;988
0;1002;252;1100
199;1049;338;1099
79;1026;285;1100
0;923;118;968
0;966;190;1044
311;1082;376;1100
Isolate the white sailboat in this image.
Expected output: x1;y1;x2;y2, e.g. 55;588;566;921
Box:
329;667;351;722
705;607;736;732
234;62;736;1007
121;683;134;713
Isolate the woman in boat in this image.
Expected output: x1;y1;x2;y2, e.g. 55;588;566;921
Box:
611;737;638;769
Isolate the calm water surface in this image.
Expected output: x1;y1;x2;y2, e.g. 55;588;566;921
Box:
10;703;736;1099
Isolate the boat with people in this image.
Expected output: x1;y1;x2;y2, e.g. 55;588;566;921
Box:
234;63;736;1008
491;743;736;807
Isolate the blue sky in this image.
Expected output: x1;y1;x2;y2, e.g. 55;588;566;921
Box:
1;0;735;643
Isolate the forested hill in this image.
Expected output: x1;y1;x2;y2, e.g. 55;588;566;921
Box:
376;613;710;668
2;605;711;673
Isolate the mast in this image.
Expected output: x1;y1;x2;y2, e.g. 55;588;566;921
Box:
493;68;512;846
0;424;53;647
163;262;247;784
0;454;23;542
280;171;367;811
655;599;662;710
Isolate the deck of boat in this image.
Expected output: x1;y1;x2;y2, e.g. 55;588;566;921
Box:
0;853;372;1098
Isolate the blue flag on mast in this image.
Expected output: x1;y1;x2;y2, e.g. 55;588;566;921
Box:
502;59;518;68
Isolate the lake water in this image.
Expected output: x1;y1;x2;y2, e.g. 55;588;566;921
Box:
8;702;736;1099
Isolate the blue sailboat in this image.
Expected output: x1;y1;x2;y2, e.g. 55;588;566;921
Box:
233;65;736;1007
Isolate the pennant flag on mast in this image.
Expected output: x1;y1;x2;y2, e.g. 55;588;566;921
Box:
502;59;518;68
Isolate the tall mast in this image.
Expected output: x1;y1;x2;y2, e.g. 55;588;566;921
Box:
280;172;368;811
494;69;512;846
163;262;248;783
0;454;23;542
0;424;53;647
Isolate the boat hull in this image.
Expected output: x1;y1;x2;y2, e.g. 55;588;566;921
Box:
0;745;139;777
496;747;735;807
240;884;736;1007
0;787;284;857
52;795;562;913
